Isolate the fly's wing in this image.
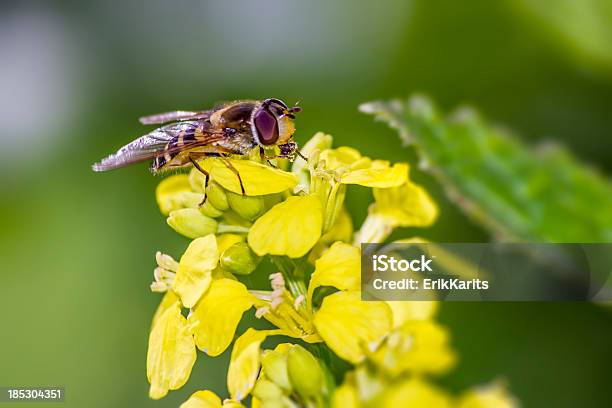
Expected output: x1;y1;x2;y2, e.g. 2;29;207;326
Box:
139;110;212;125
92;121;223;172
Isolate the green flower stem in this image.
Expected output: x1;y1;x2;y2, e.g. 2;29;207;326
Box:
216;223;250;234
271;256;308;305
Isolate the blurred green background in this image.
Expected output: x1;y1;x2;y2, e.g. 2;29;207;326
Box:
1;0;611;406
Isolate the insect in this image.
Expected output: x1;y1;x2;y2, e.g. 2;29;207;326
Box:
92;98;303;195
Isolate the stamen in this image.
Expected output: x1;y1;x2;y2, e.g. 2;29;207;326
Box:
156;251;179;272
151;252;178;293
255;306;270;318
294;295;305;309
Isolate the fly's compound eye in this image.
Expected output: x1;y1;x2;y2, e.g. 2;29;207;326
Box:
254;108;279;145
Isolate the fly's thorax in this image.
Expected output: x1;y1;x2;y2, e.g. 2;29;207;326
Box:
210;101;258;129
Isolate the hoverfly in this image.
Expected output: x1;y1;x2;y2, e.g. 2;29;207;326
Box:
92;98;303;194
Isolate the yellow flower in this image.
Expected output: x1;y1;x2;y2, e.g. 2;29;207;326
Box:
180;390;246;408
173;235;218;308
291;132;334;188
313;291;391;364
196;158;299;196
457;382;518;408
319;147;408;188
303;142;408;234
386;300;438;328
252;273;320;342
227;328;269;401
376;378;452;408
180;390;221;408
255;243;393;364
307;241;360;305
248;194;323;258
147;301;196;399
331;382;359;408
355;181;438;243
156;174;204;215
372;181;438;227
188;278;255;356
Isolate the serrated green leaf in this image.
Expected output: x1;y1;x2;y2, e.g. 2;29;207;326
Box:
361;96;612;242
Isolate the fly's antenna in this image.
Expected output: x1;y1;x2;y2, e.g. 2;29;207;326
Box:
281;101;301;120
290;100;302;114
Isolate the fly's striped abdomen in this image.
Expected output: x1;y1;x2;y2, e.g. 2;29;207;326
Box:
150;122;199;172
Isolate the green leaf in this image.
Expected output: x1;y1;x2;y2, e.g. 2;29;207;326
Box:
514;0;612;72
360;96;612;242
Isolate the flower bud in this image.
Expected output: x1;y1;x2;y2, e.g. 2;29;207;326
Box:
261;349;291;391
188;167;207;193
227;192;265;221
253;379;283;401
287;345;324;399
199;200;224;218
167;208;218;239
206;181;229;211
220;242;261;275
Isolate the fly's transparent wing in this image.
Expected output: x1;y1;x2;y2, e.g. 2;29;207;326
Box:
92;121;220;171
139;110;212;125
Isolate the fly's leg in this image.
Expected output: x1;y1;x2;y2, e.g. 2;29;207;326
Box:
221;156;246;195
296;149;308;162
189;155;210;205
259;146;279;168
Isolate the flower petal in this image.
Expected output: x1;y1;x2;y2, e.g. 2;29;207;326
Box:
248;195;323;258
227;328;268;401
197;159;299;196
377;378;452;407
313;291;391;363
319;146;363;170
156;175;204;215
151;290;180;329
372;181;438;227
341;162;408;188
332;382;359;408
457;382;518;408
188;279;254;356
180;390;222;408
173;235;218;308
308;242;360;305
386;301;438;329
371;320;455;377
147;302;197;399
216;234;245;255
320;207;353;244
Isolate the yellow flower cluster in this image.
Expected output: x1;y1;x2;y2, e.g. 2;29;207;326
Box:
145;132;517;407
